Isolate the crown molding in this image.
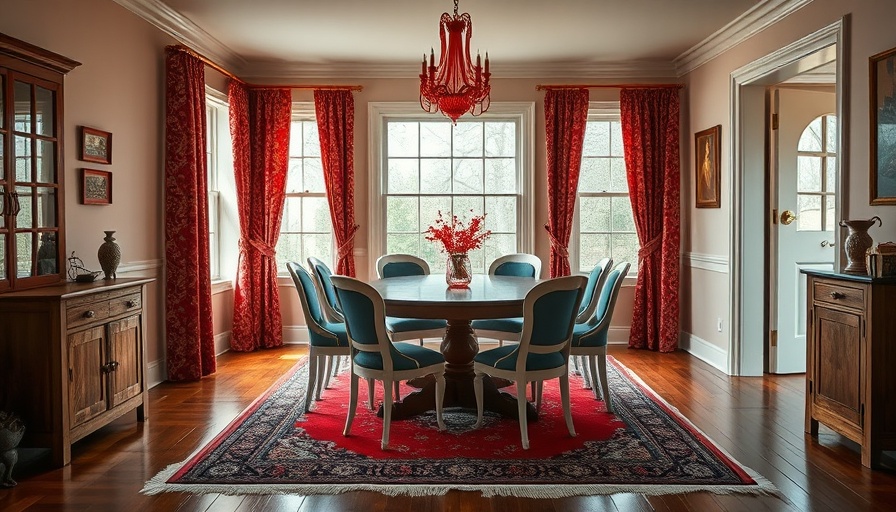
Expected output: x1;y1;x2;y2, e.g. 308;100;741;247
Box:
113;0;245;70
674;0;813;76
240;60;679;81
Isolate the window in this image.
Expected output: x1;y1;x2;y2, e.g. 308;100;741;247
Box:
573;103;638;274
275;109;333;274
796;114;837;232
205;99;220;280
375;103;533;275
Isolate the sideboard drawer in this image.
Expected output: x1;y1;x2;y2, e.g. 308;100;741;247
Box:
66;286;143;329
813;280;864;310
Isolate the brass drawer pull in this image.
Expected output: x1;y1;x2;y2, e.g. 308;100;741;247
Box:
829;291;845;300
83;310;96;318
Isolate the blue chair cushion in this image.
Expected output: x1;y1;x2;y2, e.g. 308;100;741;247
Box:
471;317;523;333
494;262;536;277
474;345;566;372
571;321;608;348
354;342;445;371
386;316;447;333
308;321;349;348
381;261;426;278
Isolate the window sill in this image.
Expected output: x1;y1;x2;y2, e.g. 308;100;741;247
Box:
211;279;233;295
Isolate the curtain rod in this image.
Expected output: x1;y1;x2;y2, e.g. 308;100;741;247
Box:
536;83;684;91
168;45;363;92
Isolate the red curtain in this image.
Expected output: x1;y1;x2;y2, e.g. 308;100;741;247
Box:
228;83;291;351
620;88;681;352
163;48;216;380
544;88;589;277
314;89;358;276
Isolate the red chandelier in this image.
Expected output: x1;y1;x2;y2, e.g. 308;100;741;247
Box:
419;0;491;123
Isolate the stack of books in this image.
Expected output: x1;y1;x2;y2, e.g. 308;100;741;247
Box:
868;242;896;277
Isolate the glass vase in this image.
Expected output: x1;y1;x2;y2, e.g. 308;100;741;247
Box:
446;253;472;288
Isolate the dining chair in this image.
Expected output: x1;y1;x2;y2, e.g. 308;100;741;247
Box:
374;253;448;346
473;275;587;450
471;253;542;347
307;257;347;388
569;261;630;413
569;257;612;387
330;275;447;450
286;262;351;413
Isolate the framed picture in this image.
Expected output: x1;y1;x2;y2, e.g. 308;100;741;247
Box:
81;169;112;205
80;126;112;164
870;46;896;205
695;125;721;208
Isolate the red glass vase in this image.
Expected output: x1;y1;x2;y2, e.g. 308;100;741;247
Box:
446;253;472;288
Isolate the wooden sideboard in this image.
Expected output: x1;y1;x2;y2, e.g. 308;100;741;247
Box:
0;278;153;466
802;269;896;468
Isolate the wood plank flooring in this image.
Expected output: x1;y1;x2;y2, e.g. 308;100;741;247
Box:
2;343;895;511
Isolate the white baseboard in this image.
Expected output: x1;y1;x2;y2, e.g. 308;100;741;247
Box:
608;326;630;344
215;331;232;356
147;358;165;389
678;332;728;373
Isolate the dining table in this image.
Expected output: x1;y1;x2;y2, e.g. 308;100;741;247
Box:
368;273;540;422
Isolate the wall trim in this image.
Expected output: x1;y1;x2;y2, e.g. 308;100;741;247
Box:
118;259;163;273
284;325;310;344
674;0;812;75
678;332;729;374
683;252;729;274
147;358;165;389
215;331;232;357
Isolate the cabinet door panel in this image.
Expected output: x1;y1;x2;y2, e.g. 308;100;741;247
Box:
814;307;862;427
69;326;107;427
108;315;142;407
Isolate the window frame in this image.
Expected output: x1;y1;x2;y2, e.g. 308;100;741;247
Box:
795;113;837;232
205;88;225;282
368;102;535;277
570;101;639;277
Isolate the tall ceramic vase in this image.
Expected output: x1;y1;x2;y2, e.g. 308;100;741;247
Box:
97;230;121;280
840;216;882;275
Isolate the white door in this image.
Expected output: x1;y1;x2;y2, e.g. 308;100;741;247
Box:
770;88;837;374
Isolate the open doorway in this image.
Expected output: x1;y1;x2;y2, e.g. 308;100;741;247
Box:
728;17;849;376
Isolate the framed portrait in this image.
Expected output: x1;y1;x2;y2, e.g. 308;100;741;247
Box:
81;169;112;205
80;126;112;165
870;46;896;205
695;125;721;208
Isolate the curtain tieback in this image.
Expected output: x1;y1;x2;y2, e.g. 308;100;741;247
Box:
239;238;276;259
336;224;360;259
544;224;569;258
638;236;662;260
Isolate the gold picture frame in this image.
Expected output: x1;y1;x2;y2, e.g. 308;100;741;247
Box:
695;125;721;208
870;46;896;205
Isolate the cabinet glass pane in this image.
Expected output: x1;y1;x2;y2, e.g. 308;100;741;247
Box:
0;135;5;180
36;187;56;227
0;236;5;279
15;135;31;182
0;186;5;229
35;86;54;137
16;186;33;229
13;81;31;133
16;232;33;278
37;232;57;275
36;140;55;183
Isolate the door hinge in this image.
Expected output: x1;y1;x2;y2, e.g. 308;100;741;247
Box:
772;209;778;225
770;330;778;347
772;113;779;130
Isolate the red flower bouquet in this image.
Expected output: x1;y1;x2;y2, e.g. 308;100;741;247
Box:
424;210;491;255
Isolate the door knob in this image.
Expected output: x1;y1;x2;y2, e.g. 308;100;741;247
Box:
780;210;797;225
821;240;835;247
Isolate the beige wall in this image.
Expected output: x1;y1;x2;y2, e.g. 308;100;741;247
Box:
2;0;175;384
682;0;896;371
7;0;892;382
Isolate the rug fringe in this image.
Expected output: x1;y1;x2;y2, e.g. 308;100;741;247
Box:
141;459;780;499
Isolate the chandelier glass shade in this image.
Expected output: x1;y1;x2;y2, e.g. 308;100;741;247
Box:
419;0;490;123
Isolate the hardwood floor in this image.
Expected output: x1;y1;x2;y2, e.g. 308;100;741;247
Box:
2;343;896;511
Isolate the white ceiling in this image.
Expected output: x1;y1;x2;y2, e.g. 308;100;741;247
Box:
114;0;812;79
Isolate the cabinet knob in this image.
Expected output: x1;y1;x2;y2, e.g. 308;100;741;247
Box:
829;291;845;300
83;310;96;318
125;300;138;308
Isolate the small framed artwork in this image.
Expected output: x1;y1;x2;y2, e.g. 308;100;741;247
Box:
80;126;112;165
81;169;112;205
695;125;721;209
870;46;896;205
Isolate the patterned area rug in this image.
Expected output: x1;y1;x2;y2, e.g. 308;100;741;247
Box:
142;356;778;498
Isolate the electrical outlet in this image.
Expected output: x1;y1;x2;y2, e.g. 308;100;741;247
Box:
717;317;723;332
